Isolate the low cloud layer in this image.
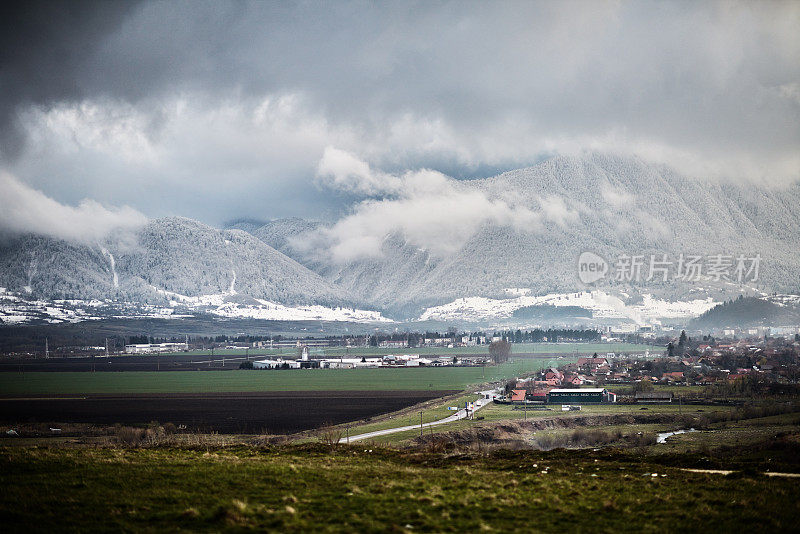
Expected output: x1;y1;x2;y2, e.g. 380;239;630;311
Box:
0;172;147;242
302;148;577;262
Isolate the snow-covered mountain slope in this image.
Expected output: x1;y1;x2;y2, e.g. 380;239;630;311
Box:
238;154;800;316
248;217;321;257
241;220;437;310
3;154;799;325
405;154;800;307
0;217;352;308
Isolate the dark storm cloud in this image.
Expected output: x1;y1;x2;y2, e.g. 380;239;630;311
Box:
0;0;798;235
0;0;143;159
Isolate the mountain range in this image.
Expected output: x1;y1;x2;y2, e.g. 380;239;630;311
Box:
2;153;799;326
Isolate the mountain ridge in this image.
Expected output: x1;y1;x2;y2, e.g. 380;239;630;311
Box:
2;153;799;324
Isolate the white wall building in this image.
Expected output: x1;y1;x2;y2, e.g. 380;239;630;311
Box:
124;342;188;354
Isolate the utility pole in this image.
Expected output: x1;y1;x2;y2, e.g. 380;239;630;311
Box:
45;337;49;359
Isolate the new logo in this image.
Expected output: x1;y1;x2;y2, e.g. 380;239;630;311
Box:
578;251;608;284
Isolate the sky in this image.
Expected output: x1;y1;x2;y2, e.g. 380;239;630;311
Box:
0;0;798;243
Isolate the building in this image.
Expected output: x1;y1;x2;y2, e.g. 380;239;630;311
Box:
547;388;615;404
379;340;408;349
510;389;527;402
124;342;188;354
577;357;608;370
253;359;284;369
634;391;673;403
253;358;320;369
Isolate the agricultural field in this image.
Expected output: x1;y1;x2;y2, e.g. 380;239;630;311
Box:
0;358;562;395
0;391;453;434
0;359;551;434
1;444;798;532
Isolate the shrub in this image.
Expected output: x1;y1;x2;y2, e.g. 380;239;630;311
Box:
116;426;145;446
627;432;656;447
532;433;569;451
317;425;344;450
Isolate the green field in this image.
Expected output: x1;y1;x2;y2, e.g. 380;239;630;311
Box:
1;444;797;532
0;358;565;395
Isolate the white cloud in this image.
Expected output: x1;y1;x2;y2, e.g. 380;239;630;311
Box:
538;195;579;227
602;185;635;208
316;146;402;196
302;149;544;262
0;171;147;242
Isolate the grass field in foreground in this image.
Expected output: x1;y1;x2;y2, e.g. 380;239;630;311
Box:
0;358;565;395
1;445;797;532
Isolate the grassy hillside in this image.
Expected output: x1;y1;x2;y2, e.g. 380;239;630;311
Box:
1;445;798;532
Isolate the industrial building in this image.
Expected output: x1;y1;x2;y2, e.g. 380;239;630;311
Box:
547;388;616;404
124;342;188;354
634;391;673;403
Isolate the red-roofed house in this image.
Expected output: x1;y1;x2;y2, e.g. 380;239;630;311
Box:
563;374;584;386
577;357;608;370
545;369;563;382
510;389;527;402
661;371;685;382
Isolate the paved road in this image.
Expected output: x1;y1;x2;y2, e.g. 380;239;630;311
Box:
340;389;497;443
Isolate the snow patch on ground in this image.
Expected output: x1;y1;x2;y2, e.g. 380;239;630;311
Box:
503;288;532;297
767;294;800;307
214;301;391;322
0;287;184;325
0;286;392;325
152;285;391;322
100;247;119;288
418;290;719;325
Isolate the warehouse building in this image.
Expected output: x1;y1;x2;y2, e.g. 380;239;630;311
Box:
547;388;616;404
124;342;188;354
635;391;673;403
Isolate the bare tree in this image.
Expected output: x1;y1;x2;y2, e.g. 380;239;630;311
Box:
489;340;511;364
317;424;344;449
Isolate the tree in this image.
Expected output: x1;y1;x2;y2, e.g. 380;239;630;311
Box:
678;330;688;347
633;378;654;393
488;340;511;364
